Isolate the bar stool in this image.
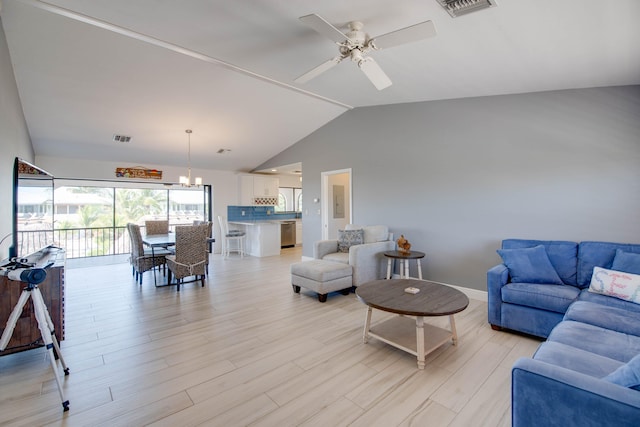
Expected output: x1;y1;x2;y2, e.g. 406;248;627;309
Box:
217;216;245;258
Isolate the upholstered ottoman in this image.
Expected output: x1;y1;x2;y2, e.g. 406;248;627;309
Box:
291;260;353;302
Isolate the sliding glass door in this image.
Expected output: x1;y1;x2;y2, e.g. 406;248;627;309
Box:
48;183;211;258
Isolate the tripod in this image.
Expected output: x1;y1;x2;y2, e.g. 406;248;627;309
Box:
0;281;70;411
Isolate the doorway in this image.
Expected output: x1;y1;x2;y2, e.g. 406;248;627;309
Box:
321;169;352;240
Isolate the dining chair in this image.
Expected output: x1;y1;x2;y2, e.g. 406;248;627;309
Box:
145;220;169;235
193;220;214;274
217;216;245;259
127;223;171;284
165;224;208;291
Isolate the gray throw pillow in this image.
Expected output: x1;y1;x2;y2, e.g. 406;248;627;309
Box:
337;229;364;253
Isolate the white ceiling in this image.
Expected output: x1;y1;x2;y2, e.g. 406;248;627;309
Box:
2;0;639;174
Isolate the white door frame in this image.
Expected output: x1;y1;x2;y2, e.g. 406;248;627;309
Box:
321;168;353;240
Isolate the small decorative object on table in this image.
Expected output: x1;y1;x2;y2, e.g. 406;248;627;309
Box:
397;235;411;255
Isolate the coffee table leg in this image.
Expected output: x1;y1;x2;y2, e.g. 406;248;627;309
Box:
416;316;425;369
449;314;458;345
363;307;373;343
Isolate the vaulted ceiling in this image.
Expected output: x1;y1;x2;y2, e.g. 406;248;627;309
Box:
3;0;639;173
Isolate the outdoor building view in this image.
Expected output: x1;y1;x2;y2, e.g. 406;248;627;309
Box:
17;185;209;258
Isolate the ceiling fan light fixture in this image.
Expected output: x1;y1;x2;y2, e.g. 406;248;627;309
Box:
436;0;497;18
296;14;436;91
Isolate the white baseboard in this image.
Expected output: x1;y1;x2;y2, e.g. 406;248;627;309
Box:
296;257;488;302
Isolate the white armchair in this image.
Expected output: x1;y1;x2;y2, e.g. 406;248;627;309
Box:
314;224;395;286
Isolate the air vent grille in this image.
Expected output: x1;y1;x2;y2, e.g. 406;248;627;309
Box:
436;0;497;18
113;134;132;143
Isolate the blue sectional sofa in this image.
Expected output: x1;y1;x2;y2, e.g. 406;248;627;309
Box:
487;239;640;426
488;239;640;338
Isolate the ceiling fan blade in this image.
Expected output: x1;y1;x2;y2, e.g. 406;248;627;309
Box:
370;20;436;50
295;55;344;84
359;57;392;90
299;14;349;44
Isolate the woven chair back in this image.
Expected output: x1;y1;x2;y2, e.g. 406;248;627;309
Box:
174;225;208;264
145;220;169;235
127;223;145;257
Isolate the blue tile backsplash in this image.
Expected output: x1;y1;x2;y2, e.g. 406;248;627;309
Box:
227;206;300;221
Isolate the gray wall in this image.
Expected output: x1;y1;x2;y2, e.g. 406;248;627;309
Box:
256;86;640;291
0;17;33;257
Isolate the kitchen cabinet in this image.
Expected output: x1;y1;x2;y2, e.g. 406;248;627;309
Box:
228;221;280;257
239;175;279;206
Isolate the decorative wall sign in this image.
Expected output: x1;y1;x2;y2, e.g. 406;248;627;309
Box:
18;160;49;176
115;167;162;180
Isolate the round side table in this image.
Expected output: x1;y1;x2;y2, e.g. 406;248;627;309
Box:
383;250;426;280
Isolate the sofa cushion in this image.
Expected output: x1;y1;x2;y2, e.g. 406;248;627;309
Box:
577;241;640;288
502;239;577;286
603;353;640;391
548;320;640;363
588;267;640;305
534;341;624;379
497;245;564;285
291;260;352;282
337;229;364;253
502;283;580;314
564;301;640;337
346;224;388;243
612;249;640;275
501;303;564;338
578;289;640;314
322;252;349;264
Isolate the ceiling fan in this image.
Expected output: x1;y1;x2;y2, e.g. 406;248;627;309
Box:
295;14;437;90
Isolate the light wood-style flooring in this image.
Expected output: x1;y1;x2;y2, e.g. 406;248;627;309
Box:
0;247;540;426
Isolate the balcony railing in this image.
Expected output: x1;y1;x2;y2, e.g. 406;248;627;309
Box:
17;226;131;259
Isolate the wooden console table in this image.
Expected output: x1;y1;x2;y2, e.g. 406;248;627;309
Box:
0;248;65;355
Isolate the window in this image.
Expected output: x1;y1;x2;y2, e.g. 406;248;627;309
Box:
276;193;287;212
44;182;211;258
276;187;303;212
276;188;295;212
295;189;303;212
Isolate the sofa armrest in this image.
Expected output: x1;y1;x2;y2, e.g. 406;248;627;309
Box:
512;358;640;427
314;239;338;259
349;240;396;286
487;263;509;327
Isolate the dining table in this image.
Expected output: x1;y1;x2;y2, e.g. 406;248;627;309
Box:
142;232;216;286
141;233;175;286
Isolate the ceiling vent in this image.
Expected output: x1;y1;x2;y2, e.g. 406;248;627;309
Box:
112;134;132;143
436;0;497;18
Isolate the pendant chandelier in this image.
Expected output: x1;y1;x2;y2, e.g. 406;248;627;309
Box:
179;129;202;187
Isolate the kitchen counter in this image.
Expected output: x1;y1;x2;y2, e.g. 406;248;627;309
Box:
230;219;300;225
229;221;280;257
